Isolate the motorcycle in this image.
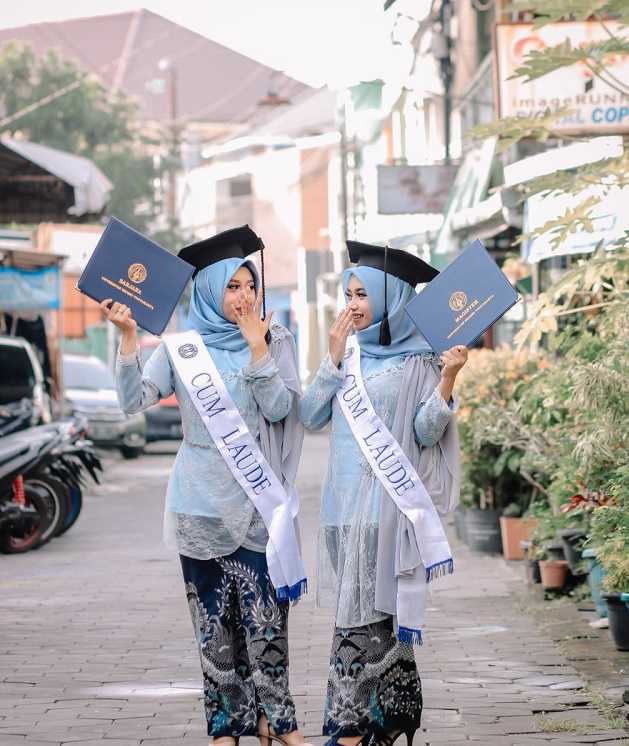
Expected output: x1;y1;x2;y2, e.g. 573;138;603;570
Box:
0;417;102;554
0;399;34;437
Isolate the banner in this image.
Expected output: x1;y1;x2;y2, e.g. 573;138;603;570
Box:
0;266;61;311
496;22;629;135
377;165;457;214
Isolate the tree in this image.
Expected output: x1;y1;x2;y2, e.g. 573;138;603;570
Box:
469;0;629;347
0;41;183;243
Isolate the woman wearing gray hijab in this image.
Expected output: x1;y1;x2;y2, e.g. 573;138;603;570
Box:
300;241;467;746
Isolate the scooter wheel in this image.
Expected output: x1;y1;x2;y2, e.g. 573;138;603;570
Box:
24;477;65;549
0;483;49;553
31;474;72;538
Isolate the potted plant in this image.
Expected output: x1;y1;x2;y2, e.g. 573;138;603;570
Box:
457;348;541;555
589;466;629;651
557;487;608;574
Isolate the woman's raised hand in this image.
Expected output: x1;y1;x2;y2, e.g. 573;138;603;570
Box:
100;299;138;356
232;292;272;362
437;345;468;404
100;299;137;334
440;345;468;380
329;307;354;368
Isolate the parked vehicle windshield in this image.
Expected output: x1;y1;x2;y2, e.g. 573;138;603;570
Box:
63;357;116;391
0;344;36;404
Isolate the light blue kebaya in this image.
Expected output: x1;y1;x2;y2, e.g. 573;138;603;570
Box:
116;258;302;560
299;265;460;632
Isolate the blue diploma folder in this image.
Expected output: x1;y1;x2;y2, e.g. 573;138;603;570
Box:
77;218;194;336
404;240;518;353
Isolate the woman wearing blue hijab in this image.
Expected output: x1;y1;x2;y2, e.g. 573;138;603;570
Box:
103;226;311;746
300;241;468;746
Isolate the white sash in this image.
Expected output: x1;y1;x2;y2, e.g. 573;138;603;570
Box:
336;339;453;641
165;330;307;602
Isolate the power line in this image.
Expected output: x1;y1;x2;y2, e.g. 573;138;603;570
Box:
0;24;174;129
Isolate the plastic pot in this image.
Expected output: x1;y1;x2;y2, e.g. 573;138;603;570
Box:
545;542;566;561
453;506;467;544
464;508;503;554
602;593;629;651
558;528;587;574
539;559;569;590
582;548;607;618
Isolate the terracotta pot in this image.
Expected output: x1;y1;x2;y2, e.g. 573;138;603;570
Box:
499;516;537;560
539;559;569;590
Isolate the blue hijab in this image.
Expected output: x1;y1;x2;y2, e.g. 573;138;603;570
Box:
342;266;431;358
187;257;259;352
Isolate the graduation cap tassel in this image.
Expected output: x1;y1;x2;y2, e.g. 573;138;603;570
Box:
260;245;272;345
379;245;392;346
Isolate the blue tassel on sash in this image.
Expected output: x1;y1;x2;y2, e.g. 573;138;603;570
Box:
276;577;308;603
425;558;454;584
398;626;423;645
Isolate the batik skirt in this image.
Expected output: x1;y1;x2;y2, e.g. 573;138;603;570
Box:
180;547;298;737
323;617;422;745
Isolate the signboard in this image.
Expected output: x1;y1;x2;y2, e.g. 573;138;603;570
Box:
377;164;457;214
495;22;629;134
522;185;629;263
0;266;61;311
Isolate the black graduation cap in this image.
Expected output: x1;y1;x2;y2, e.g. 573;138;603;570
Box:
179;224;271;338
178;224;264;275
346;240;439;346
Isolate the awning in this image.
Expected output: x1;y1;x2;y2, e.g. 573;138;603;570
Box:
432;137;498;265
523;184;629;264
434;135;625;261
0;137;112;222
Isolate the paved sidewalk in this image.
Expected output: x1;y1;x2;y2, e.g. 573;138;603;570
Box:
0;433;628;746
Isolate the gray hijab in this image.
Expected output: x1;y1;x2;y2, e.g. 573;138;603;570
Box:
375;354;460;625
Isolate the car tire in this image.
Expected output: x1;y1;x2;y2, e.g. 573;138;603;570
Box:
120;445;143;459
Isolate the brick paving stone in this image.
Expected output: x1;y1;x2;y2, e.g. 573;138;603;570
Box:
1;435;628;745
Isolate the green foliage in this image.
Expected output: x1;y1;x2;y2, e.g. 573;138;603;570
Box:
476;304;629;519
589;465;629;591
470;1;629;327
512;37;629;87
457;346;543;511
509;0;629;26
466;0;629;588
0;42;170;236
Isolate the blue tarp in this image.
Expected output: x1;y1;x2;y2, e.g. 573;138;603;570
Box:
0;265;61;311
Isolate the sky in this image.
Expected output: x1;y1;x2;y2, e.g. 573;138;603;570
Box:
0;0;413;88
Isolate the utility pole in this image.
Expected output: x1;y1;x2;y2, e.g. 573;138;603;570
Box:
159;58;179;226
338;94;350;246
438;0;454;165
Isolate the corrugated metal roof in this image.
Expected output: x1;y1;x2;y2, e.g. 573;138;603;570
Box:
0;9;310;129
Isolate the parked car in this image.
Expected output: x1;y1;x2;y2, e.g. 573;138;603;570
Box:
62;353;146;459
139;337;182;442
0;336;52;425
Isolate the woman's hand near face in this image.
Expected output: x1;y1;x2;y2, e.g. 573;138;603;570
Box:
100;299;138;355
438;345;468;403
232;292;273;363
329;307;354;368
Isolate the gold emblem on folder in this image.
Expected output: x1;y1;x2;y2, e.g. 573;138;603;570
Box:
128;263;148;283
448;291;468;311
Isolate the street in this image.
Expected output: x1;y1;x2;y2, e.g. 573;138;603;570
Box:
1;434;628;746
